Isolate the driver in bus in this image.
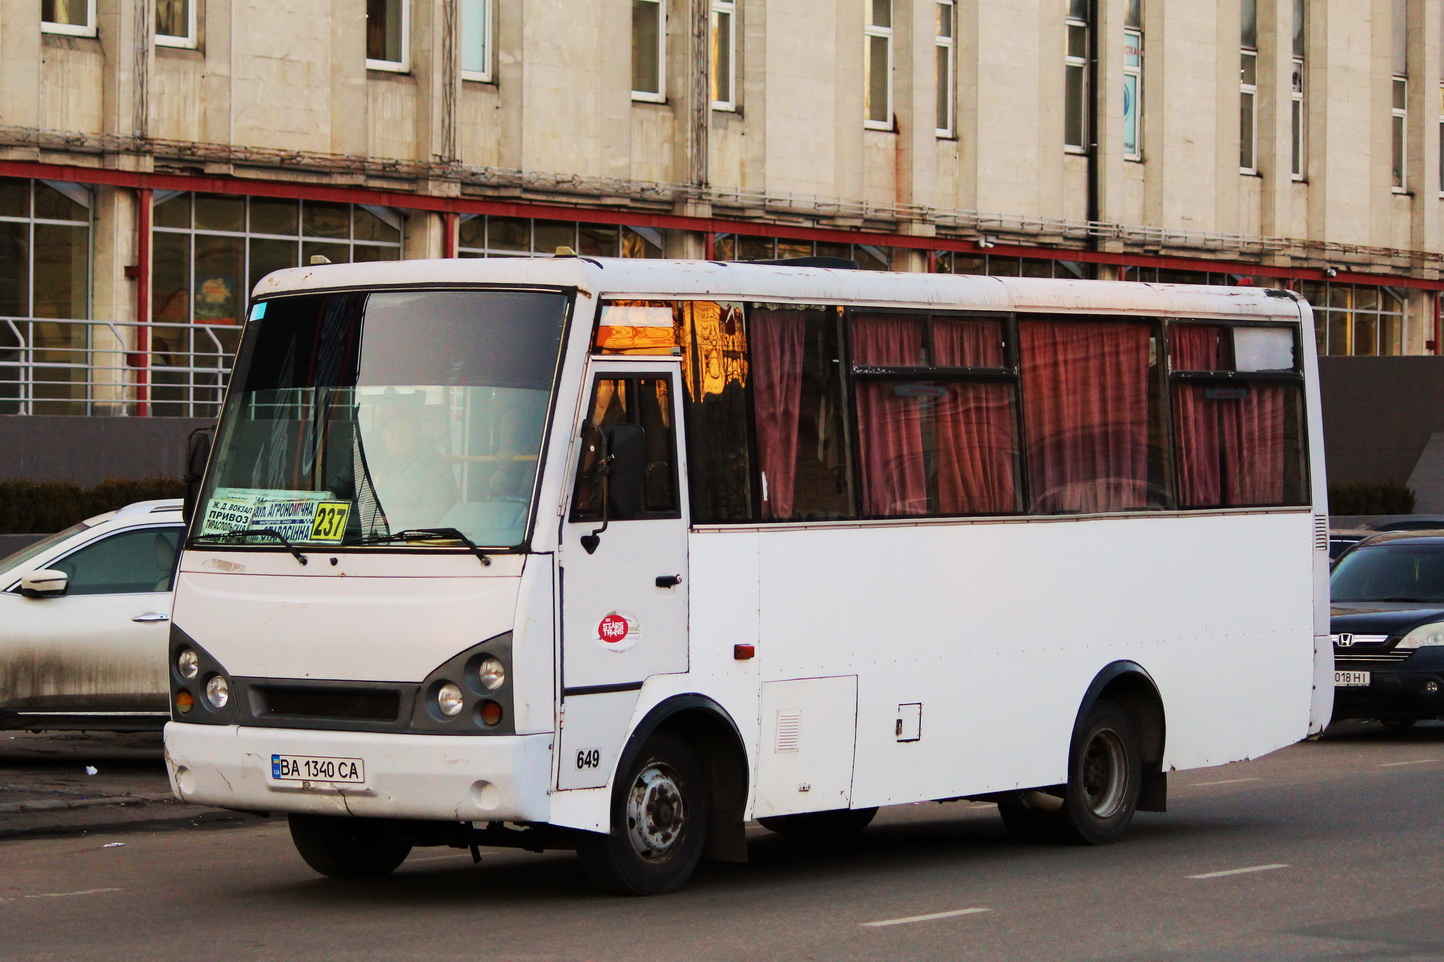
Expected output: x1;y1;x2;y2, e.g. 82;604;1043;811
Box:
368;403;459;531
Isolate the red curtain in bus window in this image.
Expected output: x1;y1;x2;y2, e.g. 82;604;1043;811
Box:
932;318;1018;514
1171;326;1227;506
854;315;928;515
1019;319;1150;513
750;309;808;519
1170;326;1287;506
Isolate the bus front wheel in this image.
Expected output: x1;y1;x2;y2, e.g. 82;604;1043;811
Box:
287;814;413;879
577;731;709;896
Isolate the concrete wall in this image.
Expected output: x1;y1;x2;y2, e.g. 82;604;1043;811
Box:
0;416;209;486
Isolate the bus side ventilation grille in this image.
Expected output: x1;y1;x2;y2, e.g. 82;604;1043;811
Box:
775;711;801;752
1314;515;1329;553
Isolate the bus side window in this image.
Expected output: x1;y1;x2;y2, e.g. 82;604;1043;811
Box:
569;376;679;521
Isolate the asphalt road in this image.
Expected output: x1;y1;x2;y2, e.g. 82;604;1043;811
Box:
3;722;1444;961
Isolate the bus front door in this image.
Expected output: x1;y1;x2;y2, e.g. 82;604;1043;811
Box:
557;366;689;790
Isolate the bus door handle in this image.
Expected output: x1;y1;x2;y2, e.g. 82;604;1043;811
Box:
655;574;682;588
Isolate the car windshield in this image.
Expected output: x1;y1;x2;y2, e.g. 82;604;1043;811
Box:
1330;542;1444;603
193;288;569;551
0;521;92;576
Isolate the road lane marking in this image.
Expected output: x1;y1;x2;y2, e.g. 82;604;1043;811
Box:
863;908;990;927
1191;777;1262;786
0;887;122;904
1378;759;1435;767
1187;864;1289;880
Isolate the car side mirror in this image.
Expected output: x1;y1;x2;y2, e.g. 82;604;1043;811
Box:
18;569;69;598
182;425;214;525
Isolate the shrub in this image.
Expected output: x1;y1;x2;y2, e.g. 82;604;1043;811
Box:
1328;480;1417;516
0;477;186;534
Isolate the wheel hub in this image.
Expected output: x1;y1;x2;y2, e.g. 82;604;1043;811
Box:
625;762;686;862
1080;728;1128;818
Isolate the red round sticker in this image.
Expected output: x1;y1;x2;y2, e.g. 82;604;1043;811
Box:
598;613;630;644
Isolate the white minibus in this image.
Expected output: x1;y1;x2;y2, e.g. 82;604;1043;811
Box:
165;256;1331;894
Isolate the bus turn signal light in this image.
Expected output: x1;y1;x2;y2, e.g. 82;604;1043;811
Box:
175;690;195;713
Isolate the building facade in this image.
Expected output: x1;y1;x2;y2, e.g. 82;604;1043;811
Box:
2;0;1442;424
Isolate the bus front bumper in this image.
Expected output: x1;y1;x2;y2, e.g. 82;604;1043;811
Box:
164;722;555;823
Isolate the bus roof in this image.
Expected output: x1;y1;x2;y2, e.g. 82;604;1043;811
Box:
252;256;1307;324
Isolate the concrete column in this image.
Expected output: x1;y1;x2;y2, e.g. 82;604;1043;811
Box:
1408;0;1440;269
0;0;42;134
89;188;141;414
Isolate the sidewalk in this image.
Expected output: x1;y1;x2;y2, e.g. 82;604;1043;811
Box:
0;730;260;838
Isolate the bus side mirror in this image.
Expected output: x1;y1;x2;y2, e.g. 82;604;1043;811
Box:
603;423;646;520
182;426;214;525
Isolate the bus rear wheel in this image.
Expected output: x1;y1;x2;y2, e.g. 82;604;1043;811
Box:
577;731;709;896
1054;699;1142;845
287;814;413;879
757;807;878;836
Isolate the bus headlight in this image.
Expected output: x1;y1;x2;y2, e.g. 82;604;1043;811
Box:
177;648;199;680
205;675;230;709
1398;623;1444;649
477;657;506;691
436;683;465;717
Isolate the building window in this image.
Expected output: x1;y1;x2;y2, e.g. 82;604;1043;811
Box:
41;0;96;36
935;0;956;136
461;0;492;81
0;178;93;415
1123;0;1143;159
935;252;1094;279
711;234;892;270
865;0;894;129
1240;0;1258;172
366;0;409;71
1299;281;1406;356
156;0;196;49
711;0;736;110
459;216;663;259
1291;0;1306;178
151;194;403;417
1393;0;1408;191
1065;0;1090;151
632;0;665;102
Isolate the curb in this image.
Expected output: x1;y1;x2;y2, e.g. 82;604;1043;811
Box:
0;792;177;815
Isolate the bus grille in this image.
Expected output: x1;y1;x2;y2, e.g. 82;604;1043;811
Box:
252;685;402;722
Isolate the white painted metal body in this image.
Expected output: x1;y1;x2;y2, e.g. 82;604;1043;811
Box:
164;258;1331;838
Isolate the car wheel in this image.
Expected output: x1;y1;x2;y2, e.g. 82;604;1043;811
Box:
577;731;709;896
288;814;412;879
757;807;878;836
1051;699;1143;845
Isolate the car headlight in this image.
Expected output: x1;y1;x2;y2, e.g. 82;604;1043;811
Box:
205;674;231;709
1397;623;1444;649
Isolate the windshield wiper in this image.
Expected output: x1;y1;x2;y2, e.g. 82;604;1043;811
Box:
191;528;309;566
345;528;492;567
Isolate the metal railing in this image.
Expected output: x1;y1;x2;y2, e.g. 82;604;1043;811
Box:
0;316;232;417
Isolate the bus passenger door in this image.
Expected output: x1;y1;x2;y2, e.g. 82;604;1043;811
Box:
557;365;689;790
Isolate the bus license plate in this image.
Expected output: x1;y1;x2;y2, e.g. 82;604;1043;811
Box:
1334;670;1371;687
271;754;365;784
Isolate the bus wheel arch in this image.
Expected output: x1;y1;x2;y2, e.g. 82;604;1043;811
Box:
1085;662;1167;814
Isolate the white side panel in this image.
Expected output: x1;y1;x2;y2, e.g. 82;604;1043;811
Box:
725;511;1318;809
510;557;557;736
754;676;857;816
556;690;639;790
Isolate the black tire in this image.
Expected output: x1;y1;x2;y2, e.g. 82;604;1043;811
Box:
1052;699;1143;845
577;730;709;896
287;814;412;879
997;799;1062;842
757;807;878;836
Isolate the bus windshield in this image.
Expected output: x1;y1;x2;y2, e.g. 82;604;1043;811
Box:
193;288;569;551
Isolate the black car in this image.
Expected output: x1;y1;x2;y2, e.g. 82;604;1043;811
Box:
1330;530;1444;726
